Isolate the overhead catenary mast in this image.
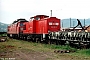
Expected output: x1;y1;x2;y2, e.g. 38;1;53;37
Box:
70;18;71;27
84;19;85;27
73;21;75;27
62;21;63;28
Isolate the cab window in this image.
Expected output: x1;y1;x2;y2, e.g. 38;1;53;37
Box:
20;23;23;26
35;17;40;20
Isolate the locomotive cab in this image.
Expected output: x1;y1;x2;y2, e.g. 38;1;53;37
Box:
29;15;60;34
17;19;28;34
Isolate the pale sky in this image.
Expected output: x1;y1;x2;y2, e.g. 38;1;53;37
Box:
0;0;90;24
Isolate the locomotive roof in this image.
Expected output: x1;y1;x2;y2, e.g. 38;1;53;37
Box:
30;15;49;19
12;19;28;24
17;19;28;22
12;20;17;24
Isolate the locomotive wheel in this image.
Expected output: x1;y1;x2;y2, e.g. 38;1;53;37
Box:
48;40;51;44
35;38;40;43
23;36;27;41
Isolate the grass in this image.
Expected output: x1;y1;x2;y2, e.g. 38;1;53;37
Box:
0;38;90;57
43;44;77;50
71;49;90;57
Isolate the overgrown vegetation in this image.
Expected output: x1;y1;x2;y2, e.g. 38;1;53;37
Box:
0;33;7;37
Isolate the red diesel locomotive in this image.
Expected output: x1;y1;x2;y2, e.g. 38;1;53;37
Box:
7;15;61;42
7;19;28;38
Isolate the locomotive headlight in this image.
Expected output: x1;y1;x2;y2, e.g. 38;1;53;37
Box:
20;28;23;30
56;23;59;25
49;22;52;25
